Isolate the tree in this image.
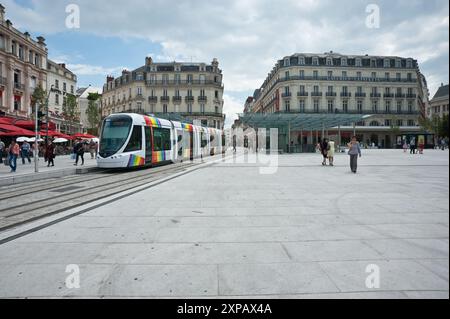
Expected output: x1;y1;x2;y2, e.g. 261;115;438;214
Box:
86;93;101;135
63;94;79;123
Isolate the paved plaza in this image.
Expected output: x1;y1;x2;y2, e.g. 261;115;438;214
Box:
0;149;448;298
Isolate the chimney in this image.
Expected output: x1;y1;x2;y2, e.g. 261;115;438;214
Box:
37;36;46;47
5;19;12;28
145;56;153;66
24;31;31;39
0;4;5;22
106;76;114;82
59;63;66;69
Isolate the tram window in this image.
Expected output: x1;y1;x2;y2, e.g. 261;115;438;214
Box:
154;128;172;151
201;133;208;148
124;125;142;152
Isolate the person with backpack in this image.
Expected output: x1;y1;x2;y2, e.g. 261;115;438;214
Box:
73;138;85;166
20;141;32;164
347;136;362;174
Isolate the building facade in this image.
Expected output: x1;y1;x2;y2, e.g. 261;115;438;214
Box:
0;4;48;118
46;59;79;133
428;84;449;119
76;86;101;132
246;52;428;148
102;57;225;129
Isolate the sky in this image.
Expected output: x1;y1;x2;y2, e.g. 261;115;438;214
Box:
3;0;449;127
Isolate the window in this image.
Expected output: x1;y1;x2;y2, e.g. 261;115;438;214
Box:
313;70;318;79
299;57;305;65
162;74;169;84
313;85;319;93
397;101;402;113
327;71;333;79
385;119;391;127
200;104;205;113
55;94;59;105
369;121;379;127
187;104;192;113
312;57;319;65
313;100;319;112
299;100;305;112
153;127;171;152
71;85;74;94
397;119;403;127
136;73;144;81
342;100;348;113
326;57;333;66
63;82;67;92
55;80;59;89
215;91;219;99
395;59;401;68
342;71;347;78
285;71;289;80
299;70;305;78
385;100;391;113
137;87;143;95
371;72;376;79
396;73;401;81
408;120;415;126
357;100;363;113
299;85;305;93
357;72;362;79
199;74;206;84
372;100;378;112
187;74;193;83
124;125;142;152
357;86;363;94
384;59;390;68
327;100;334;113
407;73;412;81
137;102;142;112
285;100;290;112
163;104;168;113
355;58;362;67
341;58;347;66
408;101;413;113
406;59;413;68
385;72;390;80
284;58;290;67
175;74;181;84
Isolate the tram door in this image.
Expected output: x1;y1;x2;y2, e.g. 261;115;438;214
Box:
145;127;152;164
189;132;194;160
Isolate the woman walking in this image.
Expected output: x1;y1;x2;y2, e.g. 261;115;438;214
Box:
45;140;55;167
347;136;362;174
327;139;335;166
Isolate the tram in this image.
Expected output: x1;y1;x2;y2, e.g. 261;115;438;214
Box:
97;113;223;168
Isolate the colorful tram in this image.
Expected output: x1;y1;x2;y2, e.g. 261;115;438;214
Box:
97;113;224;168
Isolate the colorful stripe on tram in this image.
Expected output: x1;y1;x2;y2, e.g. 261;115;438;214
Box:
144;116;161;127
182;123;194;132
152;151;167;163
128;154;145;167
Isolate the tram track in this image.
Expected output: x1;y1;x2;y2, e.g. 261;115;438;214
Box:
0;161;205;232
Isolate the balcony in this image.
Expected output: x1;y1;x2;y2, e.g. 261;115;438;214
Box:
383;93;395;98
326;92;337;97
14;82;25;91
340;92;352;98
355;93;366;98
395;94;405;99
311;92;323;97
172;96;182;103
198;96;208;102
370;93;381;98
160;96;170;102
185;96;195;102
148;96;158;103
406;94;417;99
297;92;308;97
281;92;292;98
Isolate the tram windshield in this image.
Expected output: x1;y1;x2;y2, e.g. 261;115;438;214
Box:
99;116;132;157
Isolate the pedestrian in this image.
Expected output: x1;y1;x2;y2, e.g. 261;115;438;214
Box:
73;138;85;166
8;140;20;173
232;135;237;153
347;136;362;174
89;139;97;159
45;140;55;167
418;138;425;155
409;137;416;154
441;138;446;151
20;140;32;164
403;140;408;153
327;139;335;166
319;138;329;166
0;138;5;164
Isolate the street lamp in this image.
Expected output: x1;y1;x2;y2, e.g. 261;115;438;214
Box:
45;85;55;143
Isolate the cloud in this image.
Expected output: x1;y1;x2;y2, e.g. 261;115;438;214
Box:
3;0;449;105
223;94;244;128
66;64;126;76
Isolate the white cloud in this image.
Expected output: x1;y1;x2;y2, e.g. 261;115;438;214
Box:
223;94;244;128
66;64;126;76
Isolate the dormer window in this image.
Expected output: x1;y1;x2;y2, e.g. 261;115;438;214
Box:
371;59;377;68
341;58;347;66
384;59;390;68
284;58;290;67
299;57;305;65
406;59;413;68
312;57;319;66
395;59;401;68
355;58;362;67
326;57;333;66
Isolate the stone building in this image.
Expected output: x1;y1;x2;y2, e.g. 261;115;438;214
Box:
101;56;225;129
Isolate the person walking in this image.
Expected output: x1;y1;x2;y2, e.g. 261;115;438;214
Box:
20;140;32;164
73;138;85;166
410;137;416;154
0;138;5;164
319;138;329;166
89;140;97;159
403;140;408;153
327;139;335;166
45;140;55;167
8;140;20;173
347;136;362;174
